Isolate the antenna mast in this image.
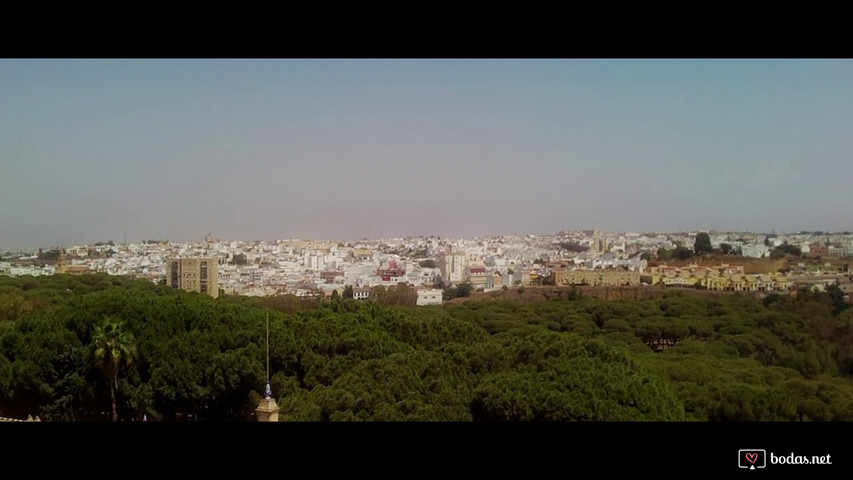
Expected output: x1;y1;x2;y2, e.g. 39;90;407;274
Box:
264;312;271;399
266;312;270;382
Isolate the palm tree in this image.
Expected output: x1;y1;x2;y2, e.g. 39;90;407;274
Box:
91;318;136;422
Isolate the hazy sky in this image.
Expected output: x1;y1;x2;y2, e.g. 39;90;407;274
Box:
2;59;852;248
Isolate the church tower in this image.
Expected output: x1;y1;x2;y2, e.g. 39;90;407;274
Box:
56;248;68;274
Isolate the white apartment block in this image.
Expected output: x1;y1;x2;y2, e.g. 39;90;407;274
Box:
440;253;466;285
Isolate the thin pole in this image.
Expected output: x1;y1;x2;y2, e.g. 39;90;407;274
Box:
266;312;270;384
263;311;271;400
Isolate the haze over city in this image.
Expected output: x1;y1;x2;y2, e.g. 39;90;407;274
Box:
5;59;853;432
2;59;852;249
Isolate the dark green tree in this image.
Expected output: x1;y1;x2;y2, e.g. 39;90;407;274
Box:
694;233;713;255
39;250;60;261
456;282;474;298
673;246;694;261
343;285;354;299
779;244;802;257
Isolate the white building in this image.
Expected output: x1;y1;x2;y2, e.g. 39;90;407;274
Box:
411;267;440;286
304;254;325;271
353;287;370;300
741;244;771;258
417;288;443;306
440;253;467;285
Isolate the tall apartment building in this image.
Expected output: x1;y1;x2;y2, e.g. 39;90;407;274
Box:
167;258;219;298
439;252;467;286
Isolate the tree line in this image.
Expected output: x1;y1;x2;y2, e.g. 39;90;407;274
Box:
1;273;852;421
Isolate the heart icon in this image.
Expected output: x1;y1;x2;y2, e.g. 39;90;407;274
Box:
746;453;758;464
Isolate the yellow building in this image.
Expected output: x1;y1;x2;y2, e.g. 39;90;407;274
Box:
166;258;219;298
661;276;700;288
650;264;744;283
703;275;729;291
56;249;89;275
775;275;793;291
698;271;793;292
351;248;373;261
650;264;792;292
553;268;640;287
464;266;489;289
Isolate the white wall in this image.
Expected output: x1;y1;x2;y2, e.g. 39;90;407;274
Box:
417;289;443;306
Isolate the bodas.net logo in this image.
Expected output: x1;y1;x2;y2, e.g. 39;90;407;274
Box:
739;449;766;469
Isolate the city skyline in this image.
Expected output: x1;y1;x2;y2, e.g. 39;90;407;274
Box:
3;59;852;248
5;226;852;252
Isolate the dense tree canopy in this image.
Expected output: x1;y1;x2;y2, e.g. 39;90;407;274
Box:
1;273;852;421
